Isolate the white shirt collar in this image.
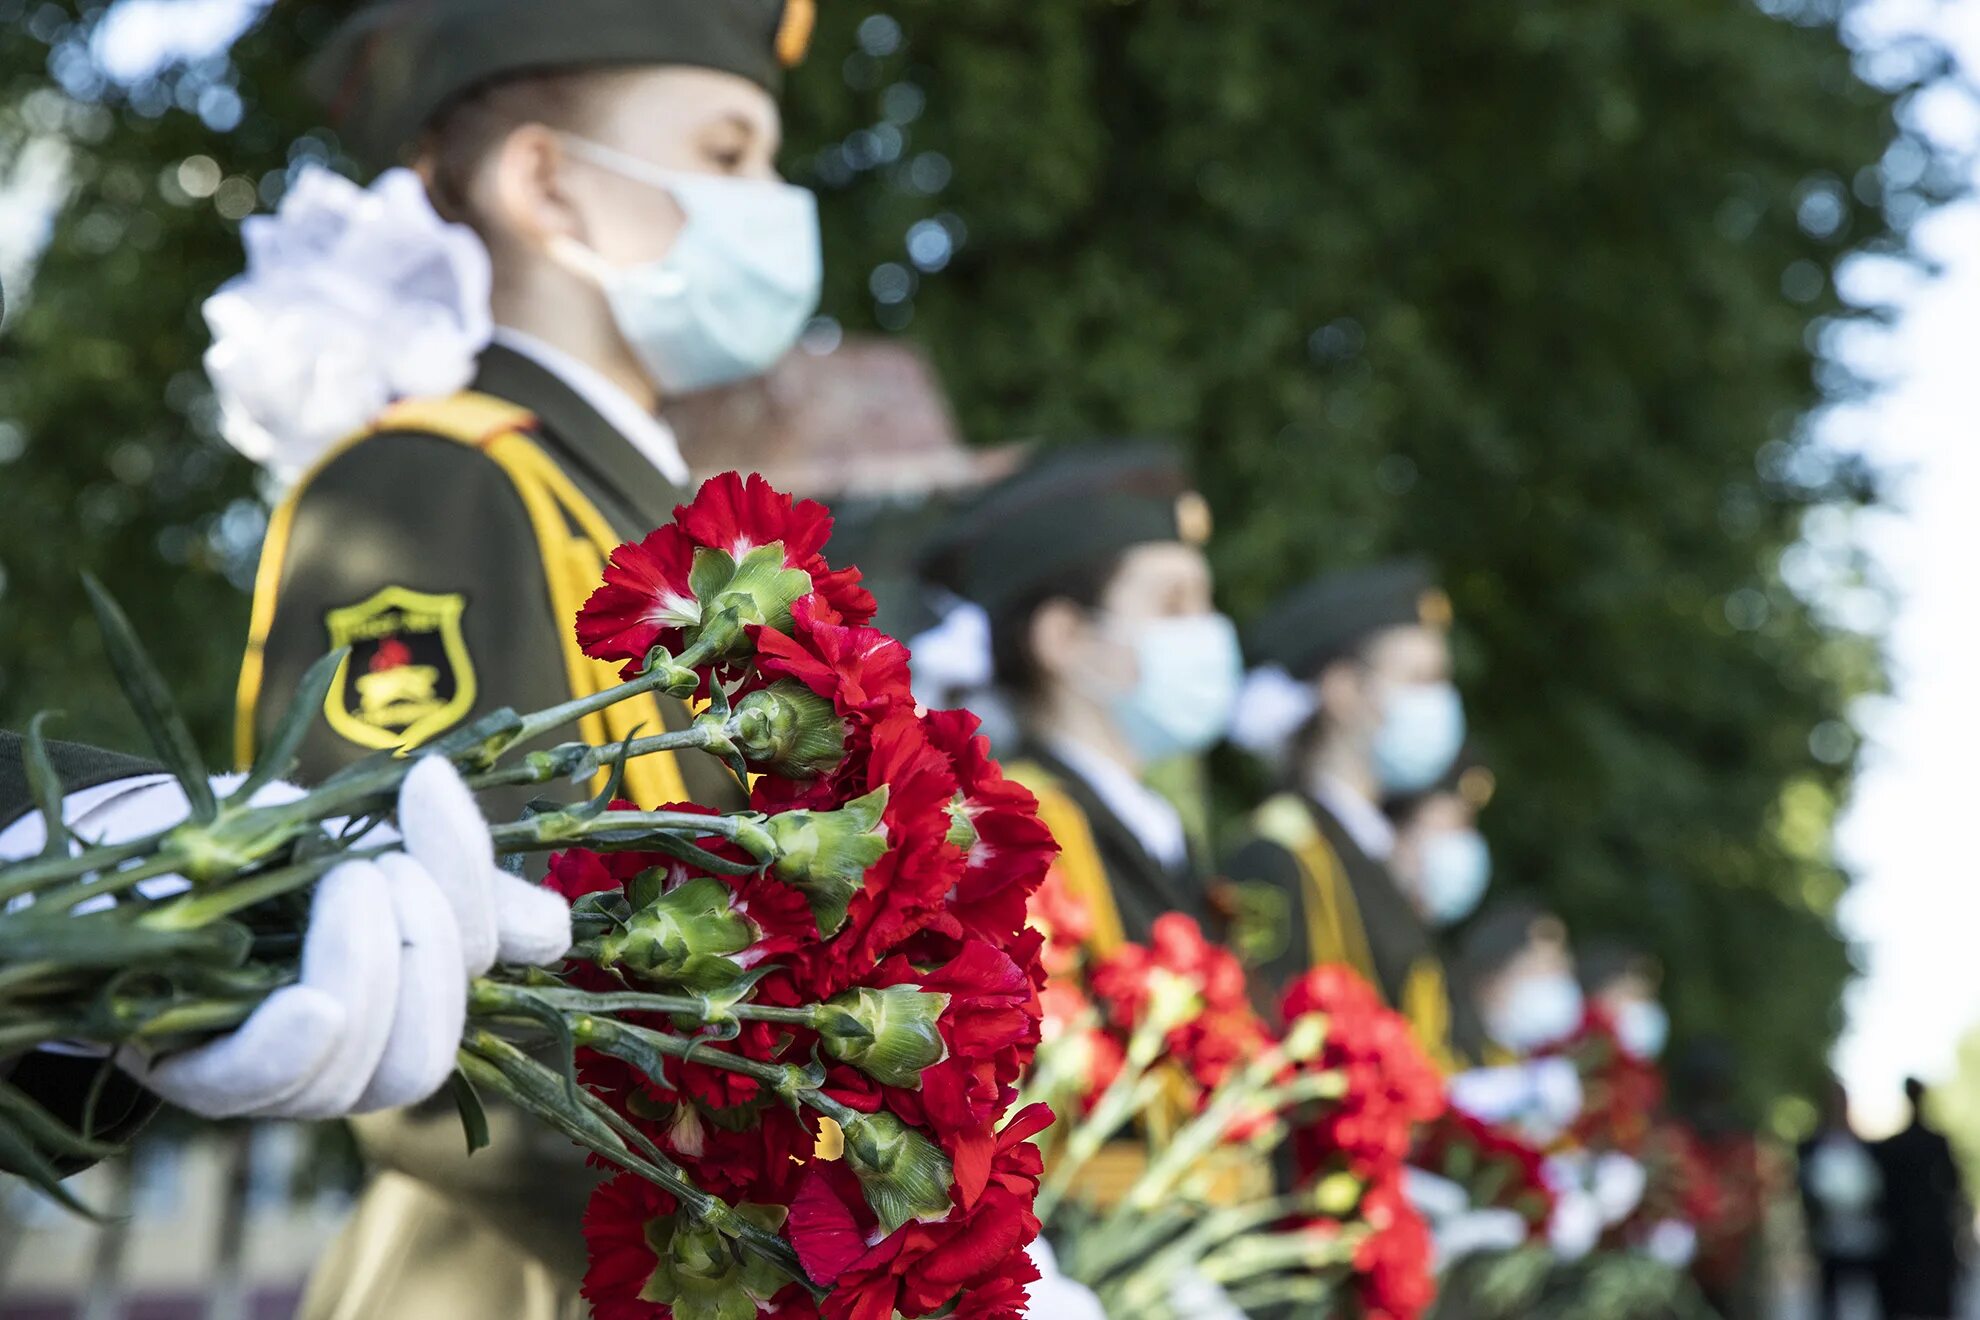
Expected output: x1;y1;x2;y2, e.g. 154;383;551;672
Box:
1048;738;1189;871
491;327;690;487
1307;771;1396;861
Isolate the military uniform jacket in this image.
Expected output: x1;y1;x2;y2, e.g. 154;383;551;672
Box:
236;344;730;1320
1006;742;1212;957
237;342;733;819
1223;791;1482;1068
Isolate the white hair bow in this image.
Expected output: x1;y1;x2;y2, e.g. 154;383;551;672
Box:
202;165;494;484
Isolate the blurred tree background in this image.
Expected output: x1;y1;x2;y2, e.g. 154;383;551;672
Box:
0;0;1963;1118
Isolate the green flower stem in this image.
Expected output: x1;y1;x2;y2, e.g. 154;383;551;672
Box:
459;1030;822;1302
504;634;722;750
0;1019;78;1054
31;852;196;914
468;723;725;792
1120;1056;1345;1216
1098;1191;1318;1305
1035;1007;1177;1222
1220;1275;1340;1316
508;985;822;1030
567;1015;825;1107
137;850;381;933
125;997;257;1040
487;810;771;859
1198;1226;1364;1287
0;836;159;905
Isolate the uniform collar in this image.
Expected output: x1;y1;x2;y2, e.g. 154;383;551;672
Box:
1306;772;1395;861
490;328;689;487
1046;738;1189;872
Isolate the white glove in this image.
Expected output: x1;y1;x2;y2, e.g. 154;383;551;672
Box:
1024;1239;1109;1320
19;756;571;1120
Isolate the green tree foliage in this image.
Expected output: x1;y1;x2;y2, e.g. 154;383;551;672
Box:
779;2;1957;1113
0;0;1958;1115
0;1;350;755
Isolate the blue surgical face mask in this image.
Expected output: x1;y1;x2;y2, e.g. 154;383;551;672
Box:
1108;613;1244;761
1372;681;1466;793
1613;1000;1670;1060
555;137;822;393
1417;829;1491;926
1488;973;1584;1053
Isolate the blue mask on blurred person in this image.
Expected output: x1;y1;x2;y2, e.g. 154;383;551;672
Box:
1111;613;1244;762
1489;973;1583;1053
1418;829;1491;926
1372;682;1466;793
1614;1001;1670;1060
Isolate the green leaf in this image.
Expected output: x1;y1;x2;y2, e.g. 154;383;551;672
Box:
448;1067;491;1155
23;711;70;862
0;1112;107;1220
81;574;214;823
0;1081;121;1161
232;646;347;804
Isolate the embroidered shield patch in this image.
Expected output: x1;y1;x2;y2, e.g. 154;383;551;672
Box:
323;586;476;750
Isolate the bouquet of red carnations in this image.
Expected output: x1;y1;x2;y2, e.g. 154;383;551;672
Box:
0;474;1055;1320
1023;884;1447;1320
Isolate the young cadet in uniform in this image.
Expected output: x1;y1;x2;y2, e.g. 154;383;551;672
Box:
236;0;822;821
1223;561;1479;1065
1384;752;1495;932
919;444;1243;957
1577;940;1671;1062
224;4;823;1315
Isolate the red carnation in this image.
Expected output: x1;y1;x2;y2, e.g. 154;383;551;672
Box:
789;1104;1053;1320
1353;1171;1437;1320
580;1172;679;1320
674;472;874;628
1091;914;1273;1094
1282;965;1445;1178
577;472;875;676
829;937;1044;1205
576;524;703;676
922;709;1056;954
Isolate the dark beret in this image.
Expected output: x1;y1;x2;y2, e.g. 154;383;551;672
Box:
918;442;1210;617
1244;559;1450;678
1576;940;1662;997
1452;899;1564;999
309;0;814;170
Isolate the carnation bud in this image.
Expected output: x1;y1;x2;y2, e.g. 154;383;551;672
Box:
587;873;756;991
817;985;951;1088
762;788;890;937
1310;1169;1364;1217
688;542;813;649
728;681;847;779
1281;1013;1329;1064
944;794;978;853
1143;967;1205;1036
839;1110;955;1235
638;1204;790;1320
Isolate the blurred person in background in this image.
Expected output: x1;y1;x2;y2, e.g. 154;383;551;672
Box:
1577;940;1671;1063
1383;750;1495;934
917;443;1241;956
1222;561;1477;1065
207;3;830;1316
1797;1075;1884;1320
1872;1076;1967;1320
